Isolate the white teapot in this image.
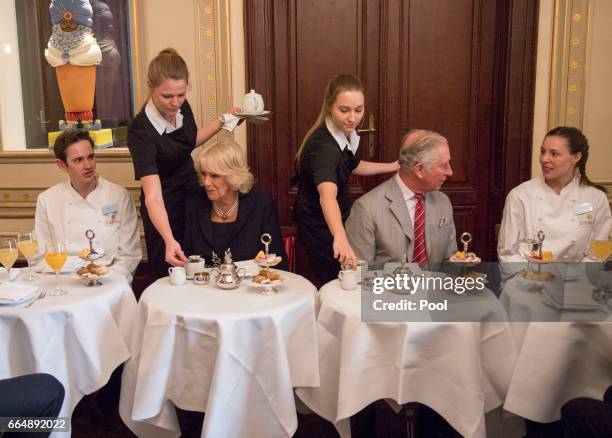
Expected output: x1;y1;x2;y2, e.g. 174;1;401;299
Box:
243;89;264;114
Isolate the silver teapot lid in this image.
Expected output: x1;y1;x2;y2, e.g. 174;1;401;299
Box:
393;254;413;276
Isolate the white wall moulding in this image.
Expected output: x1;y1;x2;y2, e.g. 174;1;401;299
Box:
548;0;590;129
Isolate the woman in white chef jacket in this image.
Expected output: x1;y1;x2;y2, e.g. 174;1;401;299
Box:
498;126;611;263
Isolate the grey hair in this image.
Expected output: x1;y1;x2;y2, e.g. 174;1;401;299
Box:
399;130;448;171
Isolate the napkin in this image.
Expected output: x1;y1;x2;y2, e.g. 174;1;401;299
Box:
0;282;38;304
0;267;21;281
221;114;269;132
235;260;260;277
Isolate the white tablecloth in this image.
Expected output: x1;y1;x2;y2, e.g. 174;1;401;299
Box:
501;271;612;422
296;280;517;438
0;272;136;435
119;271;319;438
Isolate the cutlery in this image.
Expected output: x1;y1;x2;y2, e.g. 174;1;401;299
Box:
25;290;47;308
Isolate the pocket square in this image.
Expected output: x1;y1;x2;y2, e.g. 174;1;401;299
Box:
438;216;451;227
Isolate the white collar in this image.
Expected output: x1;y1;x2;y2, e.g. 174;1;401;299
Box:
538;175;579;196
325;117;360;155
395;173;421;201
64;175;104;203
145;99;183;135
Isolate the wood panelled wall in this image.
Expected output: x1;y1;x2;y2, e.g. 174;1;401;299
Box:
244;0;540;273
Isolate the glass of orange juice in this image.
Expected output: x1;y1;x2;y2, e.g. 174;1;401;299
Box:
45;241;68;296
588;239;612;263
0;238;18;281
18;231;38;281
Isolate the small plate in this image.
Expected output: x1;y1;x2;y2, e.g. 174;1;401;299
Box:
235;110;271;117
77;271;109;286
525;255;555;264
449;255;481;267
255;255;283;267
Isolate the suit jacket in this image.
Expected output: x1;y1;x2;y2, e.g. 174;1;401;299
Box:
184;188;288;270
345;177;457;266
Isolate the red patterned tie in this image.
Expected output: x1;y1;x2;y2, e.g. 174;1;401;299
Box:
412;193;427;268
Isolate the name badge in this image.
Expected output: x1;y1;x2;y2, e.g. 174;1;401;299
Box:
438;216;451;227
574;202;593;215
102;203;118;215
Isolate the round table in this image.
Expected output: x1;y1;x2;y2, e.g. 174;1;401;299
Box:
500;268;612;422
0;271;136;436
296;279;517;438
119;271;319;438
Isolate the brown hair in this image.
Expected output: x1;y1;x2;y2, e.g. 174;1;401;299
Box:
53;129;94;163
545;126;607;193
294;74;365;168
147;48;189;89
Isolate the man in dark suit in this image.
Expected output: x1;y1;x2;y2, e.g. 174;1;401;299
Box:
346;129;457;267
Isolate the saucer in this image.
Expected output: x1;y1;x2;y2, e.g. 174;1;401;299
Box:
235;110;271;117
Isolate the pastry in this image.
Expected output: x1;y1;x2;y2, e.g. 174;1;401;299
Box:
522;269;555;282
79;248;91;259
253;269;282;283
255;250;266;262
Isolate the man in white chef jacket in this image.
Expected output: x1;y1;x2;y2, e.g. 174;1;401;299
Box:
35;129;142;280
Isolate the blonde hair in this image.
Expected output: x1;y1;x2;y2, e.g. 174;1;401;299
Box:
195;140;254;194
147;48;189;87
294;74;365;168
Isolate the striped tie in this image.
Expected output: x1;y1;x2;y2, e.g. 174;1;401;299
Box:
412;193;427;268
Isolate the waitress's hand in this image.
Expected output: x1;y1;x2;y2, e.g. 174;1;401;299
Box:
333;234;357;269
227;107;246;126
165;239;188;266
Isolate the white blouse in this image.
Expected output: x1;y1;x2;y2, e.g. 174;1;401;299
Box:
498;177;611;262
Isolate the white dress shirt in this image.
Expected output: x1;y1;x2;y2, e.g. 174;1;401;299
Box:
35;177;142;279
498;176;611;262
145;99;184;134
395;173;418;225
325;117;360;155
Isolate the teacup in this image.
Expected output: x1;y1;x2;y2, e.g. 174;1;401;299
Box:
355;259;368;277
243;89;264;114
186;255;205;279
338;269;359;291
168;266;186;286
193;271;210;285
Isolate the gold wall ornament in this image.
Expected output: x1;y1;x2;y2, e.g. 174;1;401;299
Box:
204;5;213;14
548;0;591;129
207;50;215;60
208;74;215;81
206;28;214;37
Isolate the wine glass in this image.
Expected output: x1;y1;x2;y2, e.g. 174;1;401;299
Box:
44;241;68;296
587;239;612;263
17;231;38;281
586;239;612;303
517;231;539;272
0;238;18;281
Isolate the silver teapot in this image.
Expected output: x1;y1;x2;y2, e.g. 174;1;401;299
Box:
210;249;245;290
393;254;413;277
